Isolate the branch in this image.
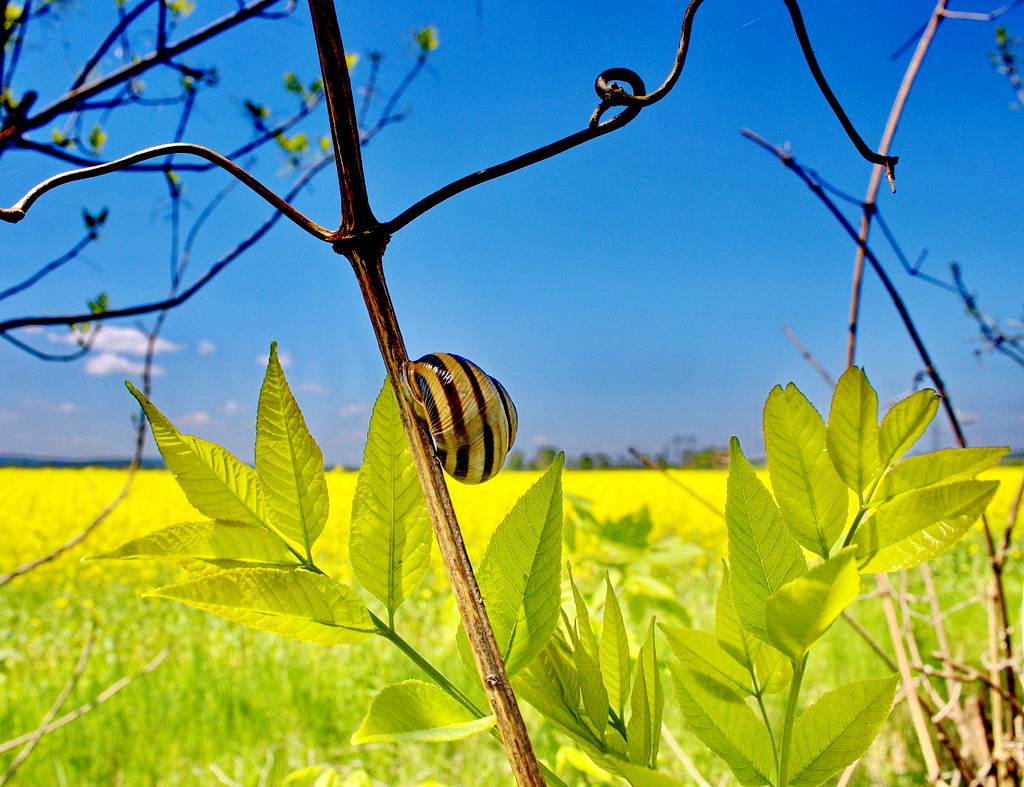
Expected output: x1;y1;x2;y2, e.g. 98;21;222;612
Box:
0;627;95;785
627;447;727;520
0;155;334;337
782;324;836;387
0;650;168;756
0;0;289;147
377;0;898;240
0;142;330;239
0;230;98;303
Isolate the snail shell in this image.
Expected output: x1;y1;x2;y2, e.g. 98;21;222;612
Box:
405;353;518;484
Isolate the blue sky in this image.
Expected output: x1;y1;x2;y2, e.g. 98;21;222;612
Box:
1;0;1022;466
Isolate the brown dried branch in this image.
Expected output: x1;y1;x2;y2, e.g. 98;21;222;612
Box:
0;628;95;785
0;649;168;756
782;324;836;387
628;447;727;520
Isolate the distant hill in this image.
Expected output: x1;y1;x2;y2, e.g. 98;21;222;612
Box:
0;455;166;469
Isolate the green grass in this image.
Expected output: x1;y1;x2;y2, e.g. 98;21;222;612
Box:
2;482;1019;785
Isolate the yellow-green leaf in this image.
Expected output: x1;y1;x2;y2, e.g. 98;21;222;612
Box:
458;455;564;677
600;574;631;719
89;520;301;575
255;342;329;552
350;381;431;618
765;547;861;662
878;389;940;470
147;568;375;645
351;681;493;744
857;480;999;573
127;382;268;529
789;675;899;786
726;437;807;644
878;446;1009;501
827;367;879;500
626;620;663;768
764;384;848;557
670;663;774;786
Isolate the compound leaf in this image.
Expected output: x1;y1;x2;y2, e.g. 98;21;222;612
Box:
255;342;329;553
764;384;848;557
726;437;807;644
789;675;899;787
351;680;494;744
827;368;879;500
601;574;632;720
670;663;774;786
90;520;301;574
627;620;663;769
765;547;860;662
147;567;375;645
350;381;431;618
128;382;268;529
877;389;939;471
458;455;564;676
878;446;1009;501
857;480;999;573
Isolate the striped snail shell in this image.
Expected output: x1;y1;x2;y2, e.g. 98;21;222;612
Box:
405;353;518;484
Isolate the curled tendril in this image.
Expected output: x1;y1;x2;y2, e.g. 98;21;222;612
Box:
590;68;647;127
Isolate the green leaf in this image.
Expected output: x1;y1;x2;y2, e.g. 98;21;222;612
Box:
765;547;861;662
514;641;591;743
857;480;999;573
569;571;608;736
617;762;687;787
255;342;329;553
669;663;775;786
600;575;632;720
827;367;880;499
662;625;753;696
147;568;375;645
878;389;940;470
89;520;301;575
878;446;1009;501
351;681;494;744
458;455;564;677
349;381;431;619
716;566;793;694
127;382;269;529
626;620;663;768
414;25;439;52
764;384;848;557
789;675;899;787
726;437;807;644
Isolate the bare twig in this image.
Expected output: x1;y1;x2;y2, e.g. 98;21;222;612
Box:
628;447;727;520
782;324;836;387
661;722;713;787
0;628;95;785
0;648;168;755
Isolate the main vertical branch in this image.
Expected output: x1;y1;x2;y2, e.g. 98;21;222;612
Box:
306;0;377;235
347;245;545;786
305;1;544;782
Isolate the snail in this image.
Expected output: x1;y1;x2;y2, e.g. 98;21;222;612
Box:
405;353;518;484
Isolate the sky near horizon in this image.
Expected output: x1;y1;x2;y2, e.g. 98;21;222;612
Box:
1;0;1022;467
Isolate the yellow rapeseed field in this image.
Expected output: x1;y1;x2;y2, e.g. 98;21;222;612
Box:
1;465;1019;586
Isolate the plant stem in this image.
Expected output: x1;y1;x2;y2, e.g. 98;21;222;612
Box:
754;688;779;766
371;615;571;787
777;656;806;787
346;244;545;785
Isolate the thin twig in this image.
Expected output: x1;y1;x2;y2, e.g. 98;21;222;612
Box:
782;324;836;387
628;447;727;520
661;722;712;787
0;649;168;755
0;628;96;785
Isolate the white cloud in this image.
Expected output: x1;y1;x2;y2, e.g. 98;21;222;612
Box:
256;350;293;368
198;339;217;356
339;402;368;417
85;352;165;377
295;382;329;394
220;400;243;416
49;325;180;356
530;434;551;446
22;400;81;414
0;410;19;423
178;411;218;427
